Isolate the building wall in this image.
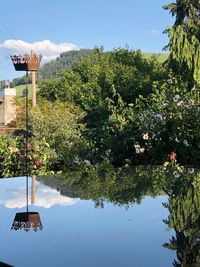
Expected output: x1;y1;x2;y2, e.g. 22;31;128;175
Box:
0;95;3;125
0;88;16;125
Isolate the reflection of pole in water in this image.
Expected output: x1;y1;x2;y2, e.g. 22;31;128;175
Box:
11;176;43;232
31;175;36;204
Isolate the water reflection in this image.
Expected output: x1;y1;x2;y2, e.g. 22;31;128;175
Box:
0;165;199;266
37;166;164;207
11;176;43;232
11;211;43;232
162;168;200;267
0;261;13;267
38;166;200;266
0;177;78;209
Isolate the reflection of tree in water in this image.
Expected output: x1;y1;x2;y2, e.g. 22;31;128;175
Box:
38;165;200;266
38;165;165;207
163;170;200;267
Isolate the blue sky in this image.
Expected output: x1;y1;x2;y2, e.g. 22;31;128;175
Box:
0;0;174;81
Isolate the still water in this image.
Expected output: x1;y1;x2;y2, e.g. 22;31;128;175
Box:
0;166;198;267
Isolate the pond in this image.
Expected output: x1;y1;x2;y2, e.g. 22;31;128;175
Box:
0;166;199;267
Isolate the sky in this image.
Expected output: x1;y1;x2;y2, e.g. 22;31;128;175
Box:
0;0;174;81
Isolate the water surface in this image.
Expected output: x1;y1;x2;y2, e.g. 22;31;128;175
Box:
0;166;198;267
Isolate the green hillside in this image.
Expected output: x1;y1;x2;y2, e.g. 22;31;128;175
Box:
143;52;168;62
15;84;39;98
39;49;93;79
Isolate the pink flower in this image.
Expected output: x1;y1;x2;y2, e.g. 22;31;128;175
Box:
168;151;176;161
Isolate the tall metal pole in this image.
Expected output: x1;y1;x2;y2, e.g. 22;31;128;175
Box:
26;70;29;213
32;71;36;106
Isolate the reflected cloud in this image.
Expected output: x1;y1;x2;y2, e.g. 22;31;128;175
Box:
0;181;78;209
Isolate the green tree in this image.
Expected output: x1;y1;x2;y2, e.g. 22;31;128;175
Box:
164;0;200;85
29;100;87;169
163;171;200;266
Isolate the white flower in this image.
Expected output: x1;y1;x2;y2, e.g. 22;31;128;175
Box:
177;166;184;173
191;85;196;91
154;114;164;122
140;148;145;153
83;159;91;165
173;95;180;102
167;79;173;84
173;171;180;178
124;158;131;164
177;101;183;107
188;168;194;174
134;145;141;154
183;140;189;146
139;115;144;122
143;133;149;140
134;145;145;154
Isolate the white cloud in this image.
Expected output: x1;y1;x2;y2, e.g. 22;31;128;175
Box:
148;29;161;37
0;39;78;62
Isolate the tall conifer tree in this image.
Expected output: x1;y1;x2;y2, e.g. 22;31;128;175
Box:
164;0;200;85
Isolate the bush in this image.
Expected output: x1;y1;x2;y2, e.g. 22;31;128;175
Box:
0;133;57;177
29;100;87;169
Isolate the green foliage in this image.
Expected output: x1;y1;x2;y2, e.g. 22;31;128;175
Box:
29;100;87;169
10;75;32;87
132;74;200;166
39;48;166;107
162;167;200;266
38;49;94;80
37;48;199;167
4;40;200;172
164;0;200;85
81;74;200;166
38;70;82;102
38;165;166;207
0;134;56;177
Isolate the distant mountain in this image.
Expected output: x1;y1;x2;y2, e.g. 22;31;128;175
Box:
10;49;168;88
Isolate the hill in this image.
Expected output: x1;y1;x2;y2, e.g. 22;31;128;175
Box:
38;48;94;79
143;52;168;63
15;84;39;98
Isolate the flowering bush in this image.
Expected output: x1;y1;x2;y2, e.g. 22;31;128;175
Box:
133;75;200;166
0;134;57;177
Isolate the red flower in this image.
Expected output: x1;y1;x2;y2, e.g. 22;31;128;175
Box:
169;151;176;161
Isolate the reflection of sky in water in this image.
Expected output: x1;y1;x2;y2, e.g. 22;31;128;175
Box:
0;177;175;267
0;177;78;209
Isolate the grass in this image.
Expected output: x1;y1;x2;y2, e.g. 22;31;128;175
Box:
15;84;40;98
143;52;168;63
